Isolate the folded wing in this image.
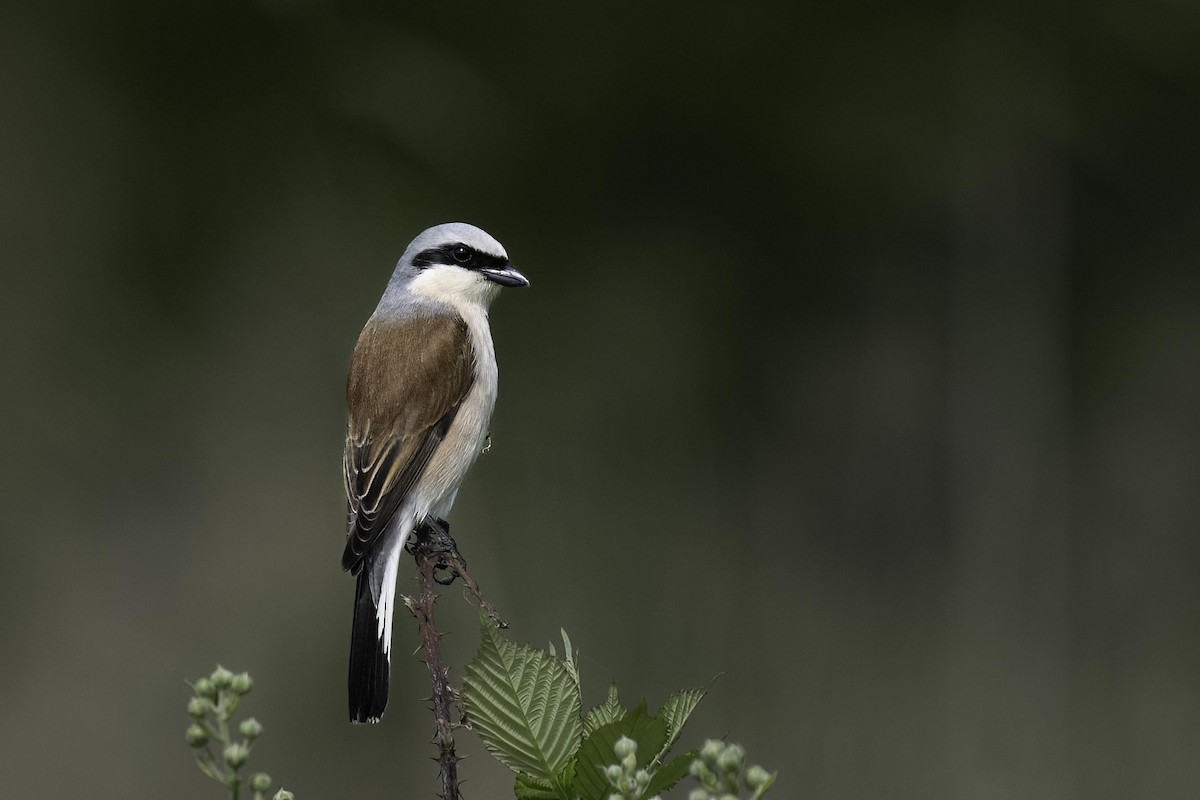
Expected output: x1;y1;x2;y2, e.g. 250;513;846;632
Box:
342;313;475;573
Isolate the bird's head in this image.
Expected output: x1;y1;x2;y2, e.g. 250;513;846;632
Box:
390;222;528;310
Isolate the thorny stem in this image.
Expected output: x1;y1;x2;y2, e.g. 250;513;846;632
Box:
409;552;460;800
405;521;507;800
441;544;507;631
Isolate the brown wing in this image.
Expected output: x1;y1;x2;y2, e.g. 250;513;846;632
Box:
341;312;475;573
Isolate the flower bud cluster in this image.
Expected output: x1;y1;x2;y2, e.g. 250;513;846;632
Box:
687;740;776;800
185;724;208;747
602;736;656;800
184;666;284;798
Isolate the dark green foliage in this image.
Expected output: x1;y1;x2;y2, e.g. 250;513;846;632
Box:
573;702;667;800
460;616;583;797
462;613;766;800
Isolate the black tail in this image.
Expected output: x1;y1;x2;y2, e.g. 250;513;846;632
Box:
348;569;389;723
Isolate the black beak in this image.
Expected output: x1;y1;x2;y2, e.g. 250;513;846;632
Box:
480;263;530;287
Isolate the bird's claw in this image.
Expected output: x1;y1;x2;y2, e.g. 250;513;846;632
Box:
433;564;461;586
413;517;467;584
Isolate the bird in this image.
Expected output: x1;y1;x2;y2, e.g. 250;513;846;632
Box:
341;222;528;724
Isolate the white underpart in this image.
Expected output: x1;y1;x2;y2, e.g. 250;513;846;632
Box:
372;264;501;656
408;262;504;310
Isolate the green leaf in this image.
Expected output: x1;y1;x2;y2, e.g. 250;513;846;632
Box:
462;613;582;798
644;749;698;797
572;701;667;800
515;763;575;800
654;685;709;763
559;629;580;690
583;683;624;737
514;774;557;800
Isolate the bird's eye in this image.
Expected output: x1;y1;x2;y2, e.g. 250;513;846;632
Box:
452;246;472;265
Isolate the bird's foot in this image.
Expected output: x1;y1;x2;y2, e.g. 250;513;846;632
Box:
412;517;465;585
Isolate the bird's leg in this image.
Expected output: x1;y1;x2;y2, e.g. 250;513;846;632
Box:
429;517;463;586
423;516;455;550
406;517;453;554
407;516;504;628
412;517;465;585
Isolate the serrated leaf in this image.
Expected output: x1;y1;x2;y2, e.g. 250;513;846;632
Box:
560;629;580;689
644;749;698;797
654;685;708;763
515;762;575;800
583;682;624;737
462;612;582;798
514;774;557;800
572;701;668;800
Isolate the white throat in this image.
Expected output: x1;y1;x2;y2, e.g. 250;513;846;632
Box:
407;266;501;314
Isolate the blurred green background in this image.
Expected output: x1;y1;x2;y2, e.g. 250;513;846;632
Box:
3;1;1199;797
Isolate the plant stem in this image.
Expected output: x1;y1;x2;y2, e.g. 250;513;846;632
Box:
406;520;508;800
407;532;460;800
216;705;238;799
441;545;506;631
